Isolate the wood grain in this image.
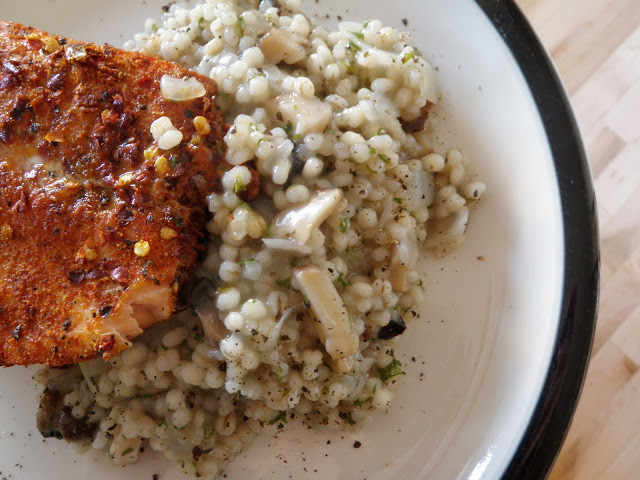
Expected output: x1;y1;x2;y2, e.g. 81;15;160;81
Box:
514;1;640;478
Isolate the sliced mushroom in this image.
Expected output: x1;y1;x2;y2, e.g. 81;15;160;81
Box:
389;256;409;293
425;207;469;248
37;366;97;441
261;238;312;255
389;226;418;293
266;188;343;249
258;303;305;352
268;92;333;137
191;277;229;344
293;266;358;373
37;389;64;439
397;169;434;211
377;316;407;340
258;28;307;65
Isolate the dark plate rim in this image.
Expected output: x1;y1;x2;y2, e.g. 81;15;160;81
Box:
473;1;601;479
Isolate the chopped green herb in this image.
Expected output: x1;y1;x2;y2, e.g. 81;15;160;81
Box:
344;412;356;425
336;271;350;287
134;393;155;399
238;258;258;265
169;154;180;167
215;139;224;156
268;411;287;425
339;218;349;233
402;51;415;64
233;175;246;193
353;396;373;406
284;120;293;134
198;17;206;29
203;428;214;440
376;127;384;135
348;41;362;52
369;147;376;155
276;278;291;288
379;358;405;382
281;388;292;398
122;448;135;456
272;366;287;382
393;197;403;204
351;31;364;40
324;126;336;135
236;17;245;36
341;60;355;73
292;133;301;141
378;153;390;163
257;138;267;146
372;383;377;394
363;20;370;28
157;420;167;427
238;199;255;212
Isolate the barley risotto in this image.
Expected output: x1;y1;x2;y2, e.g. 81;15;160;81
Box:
37;0;485;478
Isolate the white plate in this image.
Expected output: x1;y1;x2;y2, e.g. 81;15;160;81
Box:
0;1;597;479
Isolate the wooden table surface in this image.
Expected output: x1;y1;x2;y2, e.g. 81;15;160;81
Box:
514;1;640;478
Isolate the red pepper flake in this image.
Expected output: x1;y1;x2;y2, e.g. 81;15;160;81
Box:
135;76;153;88
97;335;116;355
68;271;85;284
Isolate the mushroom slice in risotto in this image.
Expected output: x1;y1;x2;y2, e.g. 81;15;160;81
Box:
0;21;230;366
293;265;359;373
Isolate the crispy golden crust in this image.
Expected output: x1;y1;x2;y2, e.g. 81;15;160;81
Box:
0;21;228;366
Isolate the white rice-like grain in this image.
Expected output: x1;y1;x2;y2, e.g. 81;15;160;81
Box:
37;1;485;478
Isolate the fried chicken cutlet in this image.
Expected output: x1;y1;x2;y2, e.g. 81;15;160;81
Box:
0;21;229;366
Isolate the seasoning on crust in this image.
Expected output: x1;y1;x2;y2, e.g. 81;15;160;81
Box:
0;21;230;366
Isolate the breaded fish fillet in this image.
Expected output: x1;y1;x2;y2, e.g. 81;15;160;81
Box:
0;21;228;366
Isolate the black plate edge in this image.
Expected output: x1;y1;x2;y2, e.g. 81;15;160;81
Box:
473;1;601;479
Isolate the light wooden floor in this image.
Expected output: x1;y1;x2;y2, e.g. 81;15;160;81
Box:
514;1;640;479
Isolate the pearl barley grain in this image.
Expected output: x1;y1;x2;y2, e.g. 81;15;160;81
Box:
356;208;377;228
61;0;485;474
